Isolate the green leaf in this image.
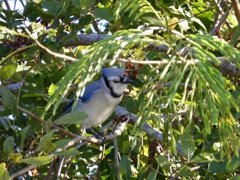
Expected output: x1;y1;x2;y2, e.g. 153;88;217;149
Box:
20;125;30;151
0;62;17;80
191;17;206;31
3;136;14;156
179;133;195;160
138;166;148;180
0;118;11;130
208;161;221;174
20;156;53;166
120;155;131;180
41;140;56;153
53;139;73;149
155;155;171;172
48;83;56;96
9;153;22;162
179;165;189;177
99;159;111;179
0;163;9;180
79;0;95;11
230;175;240;180
225;156;240;174
0;85;17;114
143;17;164;27
92;8;115;21
146;170;157;180
117;130;130;153
54;111;88;125
171;135;177;156
41;1;61;16
230;24;240;46
37;129;57;153
53;147;79;156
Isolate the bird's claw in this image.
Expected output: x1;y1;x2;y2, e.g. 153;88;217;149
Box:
86;128;106;145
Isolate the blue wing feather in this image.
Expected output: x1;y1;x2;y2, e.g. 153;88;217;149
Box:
62;80;102;115
80;80;102;102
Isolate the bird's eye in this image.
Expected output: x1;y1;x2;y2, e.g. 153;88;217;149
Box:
113;80;120;83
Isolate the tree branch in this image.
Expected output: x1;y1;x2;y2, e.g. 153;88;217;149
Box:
113;136;121;180
17;106;79;138
3;0;11;10
231;0;240;23
12;102;190;179
63;34;110;47
210;4;233;35
114;106;187;158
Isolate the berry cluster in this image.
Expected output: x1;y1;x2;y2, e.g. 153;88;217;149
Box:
113;114;129;123
1;36;28;50
125;62;142;77
216;29;234;41
216;30;239;48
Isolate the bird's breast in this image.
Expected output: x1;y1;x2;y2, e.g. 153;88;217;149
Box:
76;89;122;129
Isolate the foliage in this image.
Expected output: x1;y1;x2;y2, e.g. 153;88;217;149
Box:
0;0;239;179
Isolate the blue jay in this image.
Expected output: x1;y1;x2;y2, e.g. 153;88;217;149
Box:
63;68;134;133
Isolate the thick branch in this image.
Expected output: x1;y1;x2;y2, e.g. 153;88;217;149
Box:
63;34;110;47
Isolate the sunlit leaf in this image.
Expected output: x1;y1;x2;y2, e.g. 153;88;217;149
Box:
54;111;88;125
20;156;53;166
9;153;22;162
53;147;79;156
155;155;171;172
48;83;56;96
0;163;9;180
179;134;195;160
0;62;17;80
37;129;57;153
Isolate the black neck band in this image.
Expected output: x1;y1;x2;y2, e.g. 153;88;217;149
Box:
103;76;122;98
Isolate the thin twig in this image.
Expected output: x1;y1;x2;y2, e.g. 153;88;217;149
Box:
10;164;36;179
17;106;78;138
212;0;232;30
210;4;233;35
117;58;199;65
19;0;25;7
24;28;77;62
57;157;65;180
143;82;194;95
211;0;224;31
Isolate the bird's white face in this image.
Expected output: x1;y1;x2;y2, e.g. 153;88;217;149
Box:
108;76;128;96
103;75;133;98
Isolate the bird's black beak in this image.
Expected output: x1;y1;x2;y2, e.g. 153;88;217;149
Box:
123;76;135;84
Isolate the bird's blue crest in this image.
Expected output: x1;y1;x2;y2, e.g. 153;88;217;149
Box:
101;68;125;78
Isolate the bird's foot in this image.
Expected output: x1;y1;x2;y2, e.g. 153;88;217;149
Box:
86;128;106;145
